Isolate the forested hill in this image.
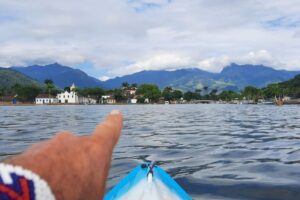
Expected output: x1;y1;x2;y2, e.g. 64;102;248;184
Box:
0;67;39;90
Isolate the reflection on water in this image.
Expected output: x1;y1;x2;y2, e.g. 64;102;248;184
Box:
1;104;300;200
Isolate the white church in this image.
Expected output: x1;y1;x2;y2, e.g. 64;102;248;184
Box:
57;83;80;104
56;83;96;104
35;83;97;105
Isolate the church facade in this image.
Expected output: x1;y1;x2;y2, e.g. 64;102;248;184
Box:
57;83;80;104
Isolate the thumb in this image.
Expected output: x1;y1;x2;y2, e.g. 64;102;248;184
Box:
92;110;123;148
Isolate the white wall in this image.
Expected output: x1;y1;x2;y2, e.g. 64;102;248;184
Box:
35;98;58;104
57;91;78;104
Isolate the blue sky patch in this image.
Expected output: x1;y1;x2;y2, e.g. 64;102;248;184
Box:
263;17;300;29
127;0;172;12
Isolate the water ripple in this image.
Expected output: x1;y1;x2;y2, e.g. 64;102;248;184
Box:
1;104;300;199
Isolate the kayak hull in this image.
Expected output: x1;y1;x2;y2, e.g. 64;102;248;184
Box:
104;162;191;200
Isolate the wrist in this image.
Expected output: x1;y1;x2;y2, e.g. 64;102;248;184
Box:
0;162;55;200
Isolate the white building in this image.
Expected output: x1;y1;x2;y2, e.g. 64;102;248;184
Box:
35;94;59;104
57;84;79;104
129;98;137;104
81;96;97;104
57;84;97;104
101;95;116;104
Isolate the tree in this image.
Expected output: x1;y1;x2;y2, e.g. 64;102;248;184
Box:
136;84;161;103
113;89;126;102
262;83;284;99
44;79;55;101
209;89;218;100
279;74;300;98
242;86;261;100
50;88;61;96
78;87;105;102
183;91;200;101
162;87;183;101
13;85;42;102
131;83;138;88
122;82;130;88
173;90;183;100
162;87;173;101
137;96;145;103
202;86;209;95
64;87;71;92
218;90;240;101
195;89;202;95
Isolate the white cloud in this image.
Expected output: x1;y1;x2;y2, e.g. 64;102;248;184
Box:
1;0;300;76
99;76;110;81
109;52;193;76
197;56;231;73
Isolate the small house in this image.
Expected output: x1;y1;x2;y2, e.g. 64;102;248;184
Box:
35;94;58;104
101;95;116;104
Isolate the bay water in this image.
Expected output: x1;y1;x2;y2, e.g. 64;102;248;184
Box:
0;104;300;199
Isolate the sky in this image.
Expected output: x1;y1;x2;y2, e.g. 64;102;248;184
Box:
1;0;300;80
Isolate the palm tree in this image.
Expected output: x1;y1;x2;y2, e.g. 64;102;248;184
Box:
44;79;54;103
122;82;130;89
203;86;208;95
131;83;138;88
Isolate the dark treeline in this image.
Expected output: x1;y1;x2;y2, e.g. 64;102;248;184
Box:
1;74;300;103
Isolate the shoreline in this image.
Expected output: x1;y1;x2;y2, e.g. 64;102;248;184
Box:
1;102;300;106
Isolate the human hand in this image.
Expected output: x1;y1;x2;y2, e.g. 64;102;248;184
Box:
4;110;123;200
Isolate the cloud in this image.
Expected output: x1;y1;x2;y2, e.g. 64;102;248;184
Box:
99;76;110;81
1;0;300;77
110;52;193;75
197;56;231;72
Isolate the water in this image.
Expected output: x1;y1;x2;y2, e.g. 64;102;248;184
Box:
1;104;300;199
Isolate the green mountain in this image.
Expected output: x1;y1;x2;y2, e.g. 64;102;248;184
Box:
103;64;300;92
0;67;39;91
11;63;104;89
6;63;300;93
279;74;300;98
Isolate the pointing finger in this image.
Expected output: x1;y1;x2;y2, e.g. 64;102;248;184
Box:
91;110;123;148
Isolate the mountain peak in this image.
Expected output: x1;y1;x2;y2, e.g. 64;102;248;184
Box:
104;64;300;91
11;63;104;89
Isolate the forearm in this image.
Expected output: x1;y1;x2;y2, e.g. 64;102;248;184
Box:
0;110;122;200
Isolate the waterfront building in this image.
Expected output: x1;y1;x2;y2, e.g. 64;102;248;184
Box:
123;87;137;97
101;94;116;104
35;94;58;104
81;96;97;104
56;83;97;104
129;98;137;104
57;83;79;104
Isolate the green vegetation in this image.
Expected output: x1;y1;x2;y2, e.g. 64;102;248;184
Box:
162;87;183;101
278;74;300;98
136;84;161;103
77;87;105;102
12;84;42;102
183;91;201;101
0;68;40;95
218;91;240;101
1;73;300;104
180;74;300;102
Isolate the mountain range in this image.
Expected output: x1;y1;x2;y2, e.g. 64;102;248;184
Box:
4;63;300;92
103;63;300;91
11;63;104;89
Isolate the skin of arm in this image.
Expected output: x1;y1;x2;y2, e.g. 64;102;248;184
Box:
2;110;123;200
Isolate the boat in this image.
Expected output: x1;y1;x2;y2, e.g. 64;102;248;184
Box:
104;161;192;200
